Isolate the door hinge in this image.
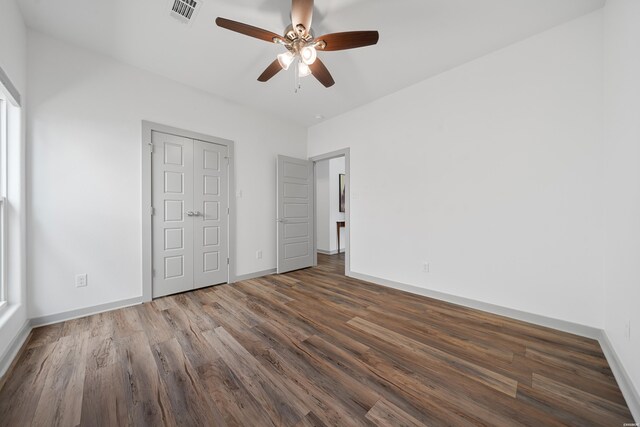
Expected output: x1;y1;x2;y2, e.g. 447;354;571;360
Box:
227;257;230;265
151;206;156;216
224;156;230;165
148;143;154;153
227;207;230;215
152;269;156;277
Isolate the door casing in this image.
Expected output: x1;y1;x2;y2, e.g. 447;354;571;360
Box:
142;121;236;302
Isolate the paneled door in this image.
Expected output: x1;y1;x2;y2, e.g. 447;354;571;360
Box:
277;155;314;273
193;139;228;289
152;131;228;298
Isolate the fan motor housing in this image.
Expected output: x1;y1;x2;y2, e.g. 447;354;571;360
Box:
284;25;314;42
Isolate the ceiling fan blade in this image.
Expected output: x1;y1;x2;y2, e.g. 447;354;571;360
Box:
316;31;379;51
216;17;284;43
257;60;284;82
291;0;313;36
309;58;335;88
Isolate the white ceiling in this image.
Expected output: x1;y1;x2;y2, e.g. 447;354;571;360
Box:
18;0;604;126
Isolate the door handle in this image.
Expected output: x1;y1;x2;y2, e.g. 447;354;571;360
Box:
186;211;195;217
194;211;202;217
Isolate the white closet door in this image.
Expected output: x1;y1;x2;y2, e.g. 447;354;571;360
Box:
152;131;194;297
193;139;229;289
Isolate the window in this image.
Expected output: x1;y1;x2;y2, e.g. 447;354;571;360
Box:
0;94;6;308
0;66;20;311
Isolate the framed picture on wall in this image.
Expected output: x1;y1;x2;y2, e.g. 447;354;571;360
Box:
339;174;345;212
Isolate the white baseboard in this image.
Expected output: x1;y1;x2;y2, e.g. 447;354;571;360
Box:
234;268;277;283
27;272;280;329
317;249;337;255
31;296;143;328
349;271;601;339
0;320;32;378
599;331;640;422
318;249;345;255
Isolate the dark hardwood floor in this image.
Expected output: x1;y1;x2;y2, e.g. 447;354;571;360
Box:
0;253;633;426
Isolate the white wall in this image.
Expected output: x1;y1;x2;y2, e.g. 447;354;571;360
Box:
329;157;346;252
0;0;28;374
0;0;26;93
316;160;331;252
309;11;604;328
27;31;307;319
603;0;640;410
316;157;346;254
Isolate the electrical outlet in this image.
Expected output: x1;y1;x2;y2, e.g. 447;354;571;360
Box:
422;262;429;273
256;250;263;260
625;321;631;341
75;274;88;288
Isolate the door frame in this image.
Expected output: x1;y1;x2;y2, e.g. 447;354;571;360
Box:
309;148;351;276
141;121;236;302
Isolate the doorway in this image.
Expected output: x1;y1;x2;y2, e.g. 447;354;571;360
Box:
274;149;350;276
311;149;350;276
141;121;236;301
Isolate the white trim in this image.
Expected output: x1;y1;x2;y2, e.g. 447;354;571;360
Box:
0;97;7;306
30;296;143;328
0;198;6;306
0;65;20;107
0;97;5;195
599;331;640;422
141;122;153;302
234;268;277;283
141;121;236;302
0;320;31;377
349;271;602;339
309;148;351;276
317;249;340;255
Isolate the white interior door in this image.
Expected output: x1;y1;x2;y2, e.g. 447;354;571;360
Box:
152;131;195;297
193;139;228;289
152;131;229;298
277;155;314;273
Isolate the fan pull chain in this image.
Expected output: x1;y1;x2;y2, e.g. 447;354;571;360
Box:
294;60;301;93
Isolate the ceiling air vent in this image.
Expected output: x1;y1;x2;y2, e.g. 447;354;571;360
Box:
169;0;200;24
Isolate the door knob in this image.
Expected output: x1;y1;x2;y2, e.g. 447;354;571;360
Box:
186;211;195;216
194;211;202;217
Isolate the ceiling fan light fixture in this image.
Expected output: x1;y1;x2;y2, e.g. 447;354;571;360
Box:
215;0;380;89
300;46;317;65
298;61;312;78
277;51;295;70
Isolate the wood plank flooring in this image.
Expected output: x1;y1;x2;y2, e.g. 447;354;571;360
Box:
0;254;633;426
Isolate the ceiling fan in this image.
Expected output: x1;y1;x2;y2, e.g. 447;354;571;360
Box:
215;0;379;88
